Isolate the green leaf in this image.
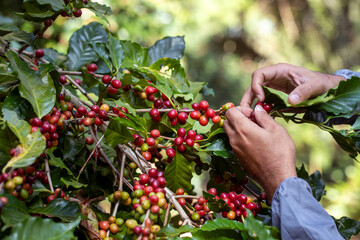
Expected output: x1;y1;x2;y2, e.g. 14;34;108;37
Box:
107;34;124;73
0;194;29;227
32;180;52;194
2;31;35;45
243;210;280;239
263;86;332;108
88;42;112;74
192;229;243;240
351;118;360;130
6;51;56;118
203;191;230;212
35;0;65;11
61;177;87;188
46;150;73;176
201;218;244;231
0;122;18;165
207;128;225;139
3;89;33;120
4;216;80;240
148;36;185;64
158;224;196;237
193;120;213;134
30;198;81;222
296;164;326;201
86;1;112;23
164;152;192;193
0;73;19;97
335;217;360;240
120;40;151;68
319;77;360;115
65;22;107;70
63;136;85;160
201;138;234;159
104;118;134;147
2;110;45;171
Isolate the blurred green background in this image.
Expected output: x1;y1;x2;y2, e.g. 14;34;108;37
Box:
1;0;360;220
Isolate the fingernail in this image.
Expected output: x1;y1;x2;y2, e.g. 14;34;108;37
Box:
255;105;265;112
289;94;300;104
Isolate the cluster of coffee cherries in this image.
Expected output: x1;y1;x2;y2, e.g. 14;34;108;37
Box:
209;171;250;193
60;0;89;18
250;102;273;123
206;188;266;222
0;165;46;201
99;217;159;240
133;130;163;161
172;128;203;153
105;169;167;239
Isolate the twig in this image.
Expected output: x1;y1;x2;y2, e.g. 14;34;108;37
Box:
18;14;60;54
77;134;105;179
65;75;96;105
58;70;104;79
243;185;259;199
163;202;172;226
44;158;54;193
174;195;199;199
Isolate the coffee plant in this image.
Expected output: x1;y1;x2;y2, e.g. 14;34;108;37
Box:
0;1;359;239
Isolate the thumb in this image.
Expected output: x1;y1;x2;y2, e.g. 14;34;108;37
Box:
288;82;317;105
254;105;276;129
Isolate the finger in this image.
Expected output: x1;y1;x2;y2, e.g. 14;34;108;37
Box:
288;81;322;105
251;66;278;102
240;87;255;110
254;105;278;130
225;107;256;130
223;119;234;135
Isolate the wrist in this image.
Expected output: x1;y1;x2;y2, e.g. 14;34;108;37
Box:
261;171;297;203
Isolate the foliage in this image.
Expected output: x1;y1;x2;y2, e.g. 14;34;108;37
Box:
0;0;359;239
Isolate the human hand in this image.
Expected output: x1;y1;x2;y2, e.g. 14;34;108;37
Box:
240;63;346;110
224;105;297;201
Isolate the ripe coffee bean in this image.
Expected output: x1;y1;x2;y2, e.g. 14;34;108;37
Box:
192;103;200;111
199;100;209;111
73;9;82;18
87;63;97;72
59;75;67;84
35;49;44;58
167;109;178;119
111;79;122;89
102;75;111;84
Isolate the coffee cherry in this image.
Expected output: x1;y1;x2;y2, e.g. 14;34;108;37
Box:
238;194;247;204
190;111;201;120
246;202;256;211
111;79;122;89
142;151;152;161
148;168;157;178
47;195;55;203
166;148;175;158
74;78;82;86
99;221;110;231
212;115;221;124
133;225;142;235
185;138;194;147
59;75;67;84
110;223;118;234
139;174;149;185
82;0;88;5
208;188;217;196
77;106;87;116
176;188;184;195
187;130;196;139
134;137;144;146
100;104;109;112
199;116;209;126
83;117;92;126
192;212;200;221
35;49;44;58
73;9;82;18
199;100;209;111
107;86;117;94
178;112;188;123
150;129;160;138
178;198;186;206
263;103;273;113
102;75;111;84
85;137;94;145
176;127;185;137
174;137;183;146
150;109;160;118
167;109;178;119
192;103;200;111
146;137;155;146
227;210;236;220
87;63;97;72
205;108;215;118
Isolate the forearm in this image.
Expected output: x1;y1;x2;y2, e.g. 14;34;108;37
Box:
334;69;360;79
271;177;343;240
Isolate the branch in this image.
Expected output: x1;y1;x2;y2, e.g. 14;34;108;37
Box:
44;158;54;193
65;75;96;105
163;202;172;226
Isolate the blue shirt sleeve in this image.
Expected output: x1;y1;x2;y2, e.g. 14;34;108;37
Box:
271;177;343;240
334;69;360;79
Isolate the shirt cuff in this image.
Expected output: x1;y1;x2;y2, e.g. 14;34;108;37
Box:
334;69;360;79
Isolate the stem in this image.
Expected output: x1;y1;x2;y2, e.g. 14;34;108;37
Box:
44;158;54;193
77;134;105;179
18;14;59;54
58;70;104;79
119;154;126;192
65;75;96;105
243;185;259;199
97;82;111;105
163;203;172;226
174;195;199;199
